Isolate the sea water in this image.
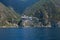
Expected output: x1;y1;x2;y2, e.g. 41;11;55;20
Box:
0;27;60;40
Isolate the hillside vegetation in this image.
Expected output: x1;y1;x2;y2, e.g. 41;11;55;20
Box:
0;2;21;27
22;0;60;27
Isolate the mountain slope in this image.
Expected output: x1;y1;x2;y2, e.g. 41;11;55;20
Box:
22;0;60;27
0;2;20;27
23;0;60;21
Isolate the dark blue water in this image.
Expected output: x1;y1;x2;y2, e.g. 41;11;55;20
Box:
0;27;60;40
0;0;39;13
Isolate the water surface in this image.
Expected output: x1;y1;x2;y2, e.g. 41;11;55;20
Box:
0;27;60;40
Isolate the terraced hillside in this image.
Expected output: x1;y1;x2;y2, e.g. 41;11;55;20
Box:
0;2;20;28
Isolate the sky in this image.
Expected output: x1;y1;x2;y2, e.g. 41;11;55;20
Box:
0;0;39;14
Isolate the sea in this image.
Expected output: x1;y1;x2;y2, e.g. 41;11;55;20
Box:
0;27;60;40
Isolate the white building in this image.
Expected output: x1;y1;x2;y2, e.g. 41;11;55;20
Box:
21;15;33;27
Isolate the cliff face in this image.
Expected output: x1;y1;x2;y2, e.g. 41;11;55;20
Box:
22;0;60;27
0;2;20;28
